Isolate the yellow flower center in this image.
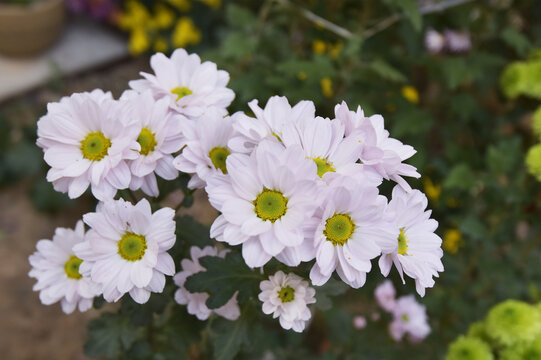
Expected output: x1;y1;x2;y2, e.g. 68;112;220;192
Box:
398;228;408;255
208;146;230;174
64;255;83;280
324;213;355;246
278;285;295;303
254;188;288;223
118;232;147;261
137;127;157;155
312;157;336;177
80;132;111;161
171;86;193;101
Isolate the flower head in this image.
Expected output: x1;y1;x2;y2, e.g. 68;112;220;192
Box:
389;295;431;342
28;221;100;313
173;108;236;189
73;198;176;304
121;90;184;197
174;246;240;320
379;186;443;297
258;271;316;332
500;337;541;360
485;300;541;346
425;28;445;54
446;336;494;360
129;49;234;118
308;179;397;288
206;139;320;268
526;144;541;182
37;90;140;200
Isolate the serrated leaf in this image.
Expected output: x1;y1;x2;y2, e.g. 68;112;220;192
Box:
176;215;213;247
84;312;145;359
184;252;262;309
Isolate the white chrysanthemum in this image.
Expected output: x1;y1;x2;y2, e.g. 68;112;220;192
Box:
374;280;396;312
424;28;445;54
228;96;315;154
28;221;100;314
308;179;397;288
129;49;234;118
174;246;240;321
206;139;319;268
73;198;176;304
173;108;236;189
258;271;316;333
389;295;431;342
37;89;140;200
120;90;183;197
334;102;420;191
379;186;444;297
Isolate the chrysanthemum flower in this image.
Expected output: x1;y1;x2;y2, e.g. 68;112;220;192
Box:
258;271;316;333
308;180;397;288
129;49;234;118
500;336;541;360
424;28;445;55
36;89;140;200
173;246;240;320
206;139;319;268
526;144;541;182
173;108;236;189
228;96;315;154
389;295;431;342
28;221;100;314
73;198;176;304
379;186;444;297
446;336;494;360
120;91;184;197
485;300;541;346
374;280;396;312
334;102;420;191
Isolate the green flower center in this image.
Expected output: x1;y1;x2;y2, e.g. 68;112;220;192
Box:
312;157;336;177
137;127;157;155
254;188;288;223
278;285;295;303
118;232;147;261
64;255;83;280
324;213;355;246
171;86;193;101
208;146;230;174
401;314;409;322
80;132;111;161
398;228;408;255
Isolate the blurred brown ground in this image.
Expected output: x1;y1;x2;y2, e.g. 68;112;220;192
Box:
0;58;218;359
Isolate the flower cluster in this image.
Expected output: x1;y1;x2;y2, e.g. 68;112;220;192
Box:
446;299;541;360
374;280;431;342
30;49;441;336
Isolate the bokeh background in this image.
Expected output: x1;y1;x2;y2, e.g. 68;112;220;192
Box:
1;0;541;359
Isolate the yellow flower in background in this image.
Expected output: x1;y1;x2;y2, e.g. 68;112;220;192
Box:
320;77;333;98
446;197;459;208
328;42;343;59
118;0;151;30
166;0;191;11
153;4;175;30
423;177;441;204
129;29;150;55
443;229;463;254
401;85;420;104
297;72;307;81
172;17;202;49
312;40;326;55
526;144;541;182
196;0;221;10
154;37;169;53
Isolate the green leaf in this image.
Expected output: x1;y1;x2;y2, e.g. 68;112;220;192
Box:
84;312;145;359
443;164;476;190
221;31;257;60
314;278;349;310
368;59;407;83
184;252;262;309
30;178;74;213
501;27;531;57
226;4;256;29
211;315;249;360
441;58;470;90
176;215;214;247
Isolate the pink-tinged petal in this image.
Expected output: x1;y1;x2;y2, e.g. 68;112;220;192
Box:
259;230;285;256
44;145;83;168
222;225;249;246
107;161;132;189
242;239;272;268
240;215;272;236
309;264;332;286
148;271;166;292
378;254;393;277
316;241;337;275
68;176;90;199
129;287;151;304
222;199;255;226
155;253;175;276
130;262;153;288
